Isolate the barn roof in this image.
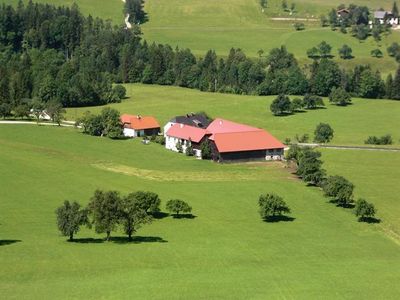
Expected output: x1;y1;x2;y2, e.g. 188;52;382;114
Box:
120;114;160;130
207;118;284;153
374;11;387;19
166;123;208;143
207;118;260;134
211;131;285;153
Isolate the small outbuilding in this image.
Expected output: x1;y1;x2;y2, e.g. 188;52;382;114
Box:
121;114;160;138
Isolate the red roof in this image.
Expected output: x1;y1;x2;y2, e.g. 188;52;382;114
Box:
120;114;160;130
166;123;208;143
212;131;285;153
207;118;261;134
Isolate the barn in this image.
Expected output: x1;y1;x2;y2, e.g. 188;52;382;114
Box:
120;114;160;138
207;119;285;162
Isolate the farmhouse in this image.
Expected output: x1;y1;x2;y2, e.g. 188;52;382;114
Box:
165;115;284;162
337;8;350;19
120;114;160;138
373;10;399;26
165;123;208;157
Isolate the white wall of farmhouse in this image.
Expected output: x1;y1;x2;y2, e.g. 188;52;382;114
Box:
165;135;202;158
123;128;137;137
163;122;175;137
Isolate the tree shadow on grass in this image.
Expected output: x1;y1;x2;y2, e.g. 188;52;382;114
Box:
263;216;295;223
69;236;168;244
0;239;21;246
328;200;355;209
110;236;168;244
68;238;104;244
172;214;197;219
358;217;381;224
151;211;170;219
274;112;294;117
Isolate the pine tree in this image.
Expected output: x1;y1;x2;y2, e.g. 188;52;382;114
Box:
393;2;399;18
392;66;400;99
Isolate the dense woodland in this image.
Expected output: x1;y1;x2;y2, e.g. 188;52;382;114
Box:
0;1;399;117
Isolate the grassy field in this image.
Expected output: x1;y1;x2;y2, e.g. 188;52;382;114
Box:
141;0;400;75
1;124;400;298
1;0;124;24
66;83;400;147
322;148;400;239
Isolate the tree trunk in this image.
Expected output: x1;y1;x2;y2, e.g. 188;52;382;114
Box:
106;231;111;241
69;233;73;241
128;231;132;241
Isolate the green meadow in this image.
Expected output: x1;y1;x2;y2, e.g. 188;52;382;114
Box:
1;125;400;298
322;148;400;239
1;0;400;298
141;0;400;75
66;83;400;147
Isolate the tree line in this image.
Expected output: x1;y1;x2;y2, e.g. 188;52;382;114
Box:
286;145;378;222
1;1;400;120
56;189;192;241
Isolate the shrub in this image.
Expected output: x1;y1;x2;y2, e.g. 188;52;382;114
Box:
302;94;325;109
155;135;166;145
364;134;393;145
314;123;334;143
294;22;305;31
112;85;126;100
291;97;304;111
166;199;192;217
176;141;183;153
371;49;383;58
294;133;309;143
338;44;353;59
270;94;292;115
201;139;212;159
185;145;195;156
329;87;351;106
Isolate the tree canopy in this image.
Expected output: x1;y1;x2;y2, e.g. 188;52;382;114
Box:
55;201;90;241
258;193;291;221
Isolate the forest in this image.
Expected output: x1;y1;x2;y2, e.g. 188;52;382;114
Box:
0;0;399;115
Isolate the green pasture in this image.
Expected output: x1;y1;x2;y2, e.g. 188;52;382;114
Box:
141;0;400;75
66;83;400;147
1;125;400;298
1;0;124;24
322;148;400;239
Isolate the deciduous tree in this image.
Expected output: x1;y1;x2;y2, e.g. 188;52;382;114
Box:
55;201;90;241
258;193;291;220
166;199;192;217
323;175;354;207
354;198;377;221
88;190;121;241
314;123;334;143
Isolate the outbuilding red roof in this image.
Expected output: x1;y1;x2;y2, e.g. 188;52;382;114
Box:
120;114;160;130
166;123;208;143
212;131;285;153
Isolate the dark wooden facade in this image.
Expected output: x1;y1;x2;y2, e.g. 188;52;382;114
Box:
143;127;161;136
